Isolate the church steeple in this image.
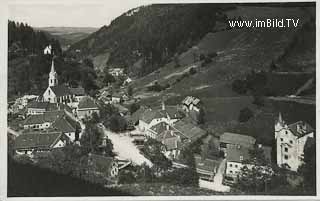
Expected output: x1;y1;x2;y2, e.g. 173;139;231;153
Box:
49;59;58;87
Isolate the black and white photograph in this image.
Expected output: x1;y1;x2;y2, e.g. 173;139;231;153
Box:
1;0;318;199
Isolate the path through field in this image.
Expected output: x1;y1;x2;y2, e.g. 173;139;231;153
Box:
103;128;153;167
199;159;230;192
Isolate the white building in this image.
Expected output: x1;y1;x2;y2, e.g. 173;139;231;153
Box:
42;60;75;104
275;113;314;171
14;132;67;156
182;96;201;113
44;45;52;55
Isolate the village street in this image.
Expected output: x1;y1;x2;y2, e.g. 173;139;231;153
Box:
199;159;230;192
102;126;153;167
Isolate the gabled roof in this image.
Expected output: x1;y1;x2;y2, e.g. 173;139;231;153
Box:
27;101;72;113
287;121;314;137
225;145;251;163
220;132;256;148
70;87;85;96
50;85;72;97
182;96;201;106
52;116;76;133
78;96;99;109
162;133;181;150
195;155;221;173
27;101;57;110
14;132;63;150
131;106;183;124
150;122;171;134
113;104;129;114
24;110;65;125
173;120;207;141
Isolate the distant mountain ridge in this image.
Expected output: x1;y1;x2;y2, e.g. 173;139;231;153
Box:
36;27;98;51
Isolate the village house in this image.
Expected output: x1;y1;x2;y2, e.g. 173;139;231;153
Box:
195;155;221;182
182;96;201;113
14;132;67;156
130;102;184;134
219;132;256;155
77;96;100;120
108;68;124;77
87;154;119;182
274;113;314;171
26;101;72;116
156;128;182;160
52;115;79;142
69;87;86;102
43;45;52;55
220;132;272;184
23;110;65;130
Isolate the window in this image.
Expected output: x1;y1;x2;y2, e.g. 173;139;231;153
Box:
285;131;288;134
235;164;238;168
280;138;283;141
290;140;293;144
284;147;288;152
229;170;233;174
240;156;243;161
284;155;289;160
229;164;233;167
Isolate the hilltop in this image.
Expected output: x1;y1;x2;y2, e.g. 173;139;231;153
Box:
69;3;315;144
36;27;98;51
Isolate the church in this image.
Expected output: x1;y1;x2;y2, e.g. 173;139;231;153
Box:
41;59;83;105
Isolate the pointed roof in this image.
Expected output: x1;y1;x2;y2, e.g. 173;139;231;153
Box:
50;59;55;73
277;112;285;125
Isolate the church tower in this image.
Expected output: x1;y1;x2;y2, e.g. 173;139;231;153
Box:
49;59;58;87
275;112;285;138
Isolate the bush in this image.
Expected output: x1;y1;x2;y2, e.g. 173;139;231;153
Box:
189;67;197;75
238;107;253;123
118;170;136;184
232;79;248;94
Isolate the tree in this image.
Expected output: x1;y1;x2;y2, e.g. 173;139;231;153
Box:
109;114;127;132
143;139;172;175
173;55;180;68
232;79;247;94
80;121;113;156
129;102;140;114
83;58;94;69
238;107;253;123
127;85;133;97
197;107;205;124
161;167;199;187
236;145;273;194
298;139;316;194
189;67;197;75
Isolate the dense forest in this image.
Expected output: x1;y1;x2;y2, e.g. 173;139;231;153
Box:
69;4;234;76
8;20;62;59
8;20;99;99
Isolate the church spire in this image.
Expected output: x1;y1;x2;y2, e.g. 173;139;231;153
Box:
277;112;285;126
49;58;58;87
50;59;55;73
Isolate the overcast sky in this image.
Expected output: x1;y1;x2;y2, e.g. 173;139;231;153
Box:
8;1;151;28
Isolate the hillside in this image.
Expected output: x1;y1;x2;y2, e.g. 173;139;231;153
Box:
37;27;98;51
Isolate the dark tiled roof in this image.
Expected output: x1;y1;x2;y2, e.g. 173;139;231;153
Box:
50;85;72;97
287;121;314;137
78;96;99;109
226;146;251;163
70;87;85;96
14;132;62;150
173;120;207;141
150;122;170;134
220;132;256;148
24;110;65;125
195;155;221;173
27;101;72;113
52;117;76;133
113;104;129;114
